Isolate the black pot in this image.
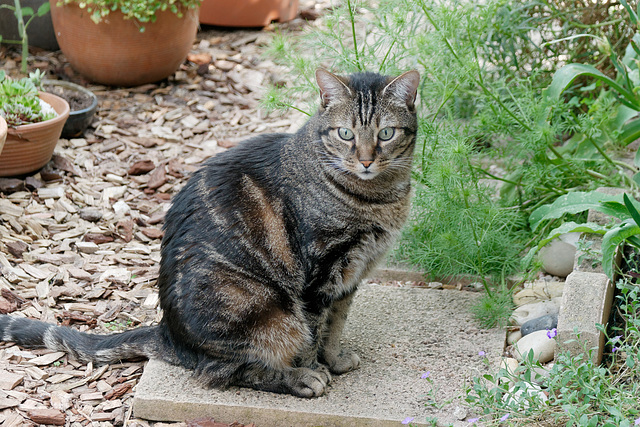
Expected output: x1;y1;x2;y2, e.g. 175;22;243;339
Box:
43;80;98;138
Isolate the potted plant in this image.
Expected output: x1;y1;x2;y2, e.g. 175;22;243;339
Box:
49;0;200;87
0;70;69;176
199;0;298;27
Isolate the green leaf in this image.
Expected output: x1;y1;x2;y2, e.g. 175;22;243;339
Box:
626;354;636;368
36;2;50;17
529;191;630;231
545;63;640;110
607;406;623;418
619;117;640;146
20;6;34;17
623;194;640;227
602;221;640;279
620;0;639;25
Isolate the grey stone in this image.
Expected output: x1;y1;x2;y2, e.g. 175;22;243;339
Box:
521;314;558;337
539;239;575;277
557;271;614;364
510;300;559;326
133;285;504;427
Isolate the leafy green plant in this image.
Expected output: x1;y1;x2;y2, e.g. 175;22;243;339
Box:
466;277;640;426
524;190;640;279
265;0;634;286
56;0;200;30
0;70;56;127
0;0;51;73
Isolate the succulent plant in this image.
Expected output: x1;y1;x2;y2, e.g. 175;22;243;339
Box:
0;70;56;127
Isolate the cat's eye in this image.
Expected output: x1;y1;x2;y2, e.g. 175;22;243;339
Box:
378;127;395;141
338;128;355;141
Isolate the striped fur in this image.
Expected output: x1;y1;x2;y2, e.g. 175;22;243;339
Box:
0;70;420;397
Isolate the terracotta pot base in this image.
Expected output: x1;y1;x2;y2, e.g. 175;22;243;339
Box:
0;92;70;177
199;0;298;27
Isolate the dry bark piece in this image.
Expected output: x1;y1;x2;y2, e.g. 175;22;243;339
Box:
147;165;168;190
24;176;44;190
2;288;26;306
0;296;18;314
5;241;28;258
28;408;66;426
0;397;20;410
52;154;83;176
104;382;132;400
218;137;244;148
83;233;114;244
187;52;213;65
116;219;134;242
188;419;232;427
0;370;24;389
0;178;25;193
128;159;156;175
141;227;163;239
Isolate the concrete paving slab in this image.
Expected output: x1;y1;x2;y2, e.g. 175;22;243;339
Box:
133;284;504;426
557;271;614;364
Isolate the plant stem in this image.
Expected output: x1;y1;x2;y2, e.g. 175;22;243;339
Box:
13;0;28;73
347;0;362;71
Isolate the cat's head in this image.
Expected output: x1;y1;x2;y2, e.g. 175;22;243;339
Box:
315;69;420;181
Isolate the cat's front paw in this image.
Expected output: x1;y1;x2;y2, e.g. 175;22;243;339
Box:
324;349;360;374
289;366;332;398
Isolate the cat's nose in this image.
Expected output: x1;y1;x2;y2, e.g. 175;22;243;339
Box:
360;160;373;169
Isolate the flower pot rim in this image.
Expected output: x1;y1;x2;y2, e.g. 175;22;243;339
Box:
7;91;70;136
43;79;98;116
0;115;6;135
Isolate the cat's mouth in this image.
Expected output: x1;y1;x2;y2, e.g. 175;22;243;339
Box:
356;170;377;180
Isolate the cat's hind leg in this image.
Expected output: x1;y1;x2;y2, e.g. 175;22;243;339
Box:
196;305;331;397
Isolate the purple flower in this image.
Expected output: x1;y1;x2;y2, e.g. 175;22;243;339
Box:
500;413;510;421
612;346;619;353
402;417;414;425
635;417;640;425
421;371;431;379
612;335;622;343
468;418;479;424
478;350;486;356
546;328;557;339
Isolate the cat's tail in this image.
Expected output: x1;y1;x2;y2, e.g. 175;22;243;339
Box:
0;314;168;364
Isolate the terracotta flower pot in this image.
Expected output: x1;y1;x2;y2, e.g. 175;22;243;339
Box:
0;116;7;157
49;1;199;86
199;0;298;27
0;92;70;177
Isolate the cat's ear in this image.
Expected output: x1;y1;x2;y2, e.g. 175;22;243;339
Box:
316;69;352;108
383;70;420;109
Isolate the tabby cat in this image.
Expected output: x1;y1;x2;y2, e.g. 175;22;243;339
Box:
0;69;420;397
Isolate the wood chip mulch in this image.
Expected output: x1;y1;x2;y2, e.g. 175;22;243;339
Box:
0;2;332;425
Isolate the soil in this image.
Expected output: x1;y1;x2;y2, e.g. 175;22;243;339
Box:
43;84;95;112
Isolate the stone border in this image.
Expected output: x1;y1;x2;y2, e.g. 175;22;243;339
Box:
555;188;624;364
